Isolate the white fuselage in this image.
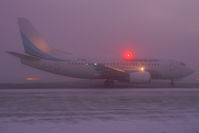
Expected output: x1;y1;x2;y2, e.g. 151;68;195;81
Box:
20;57;194;82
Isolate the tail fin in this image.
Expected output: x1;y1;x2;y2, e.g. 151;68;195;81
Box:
18;17;64;61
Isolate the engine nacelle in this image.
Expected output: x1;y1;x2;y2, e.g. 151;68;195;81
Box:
129;72;151;83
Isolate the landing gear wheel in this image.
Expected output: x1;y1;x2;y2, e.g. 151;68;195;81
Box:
170;80;175;87
104;80;114;87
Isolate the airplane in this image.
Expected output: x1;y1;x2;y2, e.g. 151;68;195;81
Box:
8;18;194;87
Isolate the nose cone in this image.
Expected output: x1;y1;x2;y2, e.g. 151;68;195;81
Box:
186;67;194;76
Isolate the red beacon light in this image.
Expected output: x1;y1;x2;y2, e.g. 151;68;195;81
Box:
123;50;134;60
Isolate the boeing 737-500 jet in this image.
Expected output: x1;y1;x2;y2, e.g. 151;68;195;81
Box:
8;18;194;87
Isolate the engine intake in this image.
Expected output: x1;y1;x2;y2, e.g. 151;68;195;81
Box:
129;72;151;83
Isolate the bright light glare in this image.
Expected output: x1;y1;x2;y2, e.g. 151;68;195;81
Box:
123;50;134;60
140;67;145;72
26;78;40;81
93;62;98;67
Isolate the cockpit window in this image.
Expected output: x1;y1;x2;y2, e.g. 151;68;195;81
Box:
179;62;186;66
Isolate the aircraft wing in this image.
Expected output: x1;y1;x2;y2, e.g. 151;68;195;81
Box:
93;63;129;80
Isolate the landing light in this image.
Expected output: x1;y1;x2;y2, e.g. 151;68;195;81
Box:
140;67;145;72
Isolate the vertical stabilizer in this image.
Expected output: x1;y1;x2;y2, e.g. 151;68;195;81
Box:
18;17;64;61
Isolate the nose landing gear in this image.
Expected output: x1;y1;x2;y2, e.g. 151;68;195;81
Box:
104;80;114;87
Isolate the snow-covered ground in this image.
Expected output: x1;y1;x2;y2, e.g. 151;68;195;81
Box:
1;118;199;133
0;88;199;133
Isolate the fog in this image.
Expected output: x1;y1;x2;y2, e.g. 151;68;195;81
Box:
0;0;199;83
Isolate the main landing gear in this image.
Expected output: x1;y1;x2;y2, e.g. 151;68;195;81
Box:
104;80;114;87
170;79;175;87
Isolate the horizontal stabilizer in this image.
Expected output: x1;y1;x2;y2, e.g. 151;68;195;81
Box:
7;51;40;61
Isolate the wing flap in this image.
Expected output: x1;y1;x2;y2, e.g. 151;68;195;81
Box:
93;63;129;80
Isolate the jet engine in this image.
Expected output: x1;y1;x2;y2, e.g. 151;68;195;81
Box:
129;72;151;83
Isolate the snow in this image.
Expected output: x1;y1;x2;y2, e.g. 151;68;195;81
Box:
0;88;199;133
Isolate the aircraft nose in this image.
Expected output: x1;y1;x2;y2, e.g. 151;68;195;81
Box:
187;67;194;75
